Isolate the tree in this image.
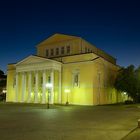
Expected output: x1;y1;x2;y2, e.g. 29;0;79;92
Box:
115;65;140;103
0;69;6;94
135;66;140;102
0;70;4;76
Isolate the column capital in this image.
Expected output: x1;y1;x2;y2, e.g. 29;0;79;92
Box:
15;72;20;76
33;70;38;74
50;68;54;73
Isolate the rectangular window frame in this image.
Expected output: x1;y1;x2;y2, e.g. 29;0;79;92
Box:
72;70;80;88
56;48;59;55
66;46;70;54
51;49;54;56
61;47;64;55
46;49;49;57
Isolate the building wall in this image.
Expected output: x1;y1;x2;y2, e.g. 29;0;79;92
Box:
6;64;16;102
61;61;94;105
37;38;82;58
60;53;124;105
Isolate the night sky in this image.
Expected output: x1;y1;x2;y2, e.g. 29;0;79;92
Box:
0;0;140;73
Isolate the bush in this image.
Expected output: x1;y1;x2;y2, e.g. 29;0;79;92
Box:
0;93;6;101
124;100;134;104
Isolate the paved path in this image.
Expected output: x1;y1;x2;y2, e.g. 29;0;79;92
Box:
0;103;140;140
121;128;140;140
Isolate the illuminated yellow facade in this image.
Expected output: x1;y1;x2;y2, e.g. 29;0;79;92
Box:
6;33;126;105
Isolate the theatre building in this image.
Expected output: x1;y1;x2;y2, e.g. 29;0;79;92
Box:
6;33;126;105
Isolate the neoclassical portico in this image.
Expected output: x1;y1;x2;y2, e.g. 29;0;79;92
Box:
14;55;62;104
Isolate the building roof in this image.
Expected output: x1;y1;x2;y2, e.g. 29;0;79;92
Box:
36;33;116;64
36;33;80;47
16;55;62;66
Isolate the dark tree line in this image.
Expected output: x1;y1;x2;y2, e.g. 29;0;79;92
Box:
115;65;140;103
0;70;6;88
0;70;6;101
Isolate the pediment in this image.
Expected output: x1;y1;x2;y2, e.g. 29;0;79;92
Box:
16;55;57;66
15;55;61;72
36;33;80;47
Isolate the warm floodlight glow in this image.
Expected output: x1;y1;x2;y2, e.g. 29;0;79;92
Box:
64;89;70;93
123;92;127;95
46;83;53;88
2;89;7;93
46;83;52;109
31;92;34;97
65;89;70;105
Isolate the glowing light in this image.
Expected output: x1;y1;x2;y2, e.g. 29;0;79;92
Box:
46;83;53;88
31;92;34;97
65;89;70;105
64;89;70;93
123;92;127;95
2;89;7;93
46;83;52;109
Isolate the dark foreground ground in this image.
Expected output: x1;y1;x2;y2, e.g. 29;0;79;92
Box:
0;103;140;140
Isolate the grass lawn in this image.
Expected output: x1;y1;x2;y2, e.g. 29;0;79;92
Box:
0;103;140;140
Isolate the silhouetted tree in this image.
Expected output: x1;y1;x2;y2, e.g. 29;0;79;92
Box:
0;69;6;93
135;66;140;102
115;65;140;103
0;70;4;75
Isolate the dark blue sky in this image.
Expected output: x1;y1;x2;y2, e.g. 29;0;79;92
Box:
0;0;140;73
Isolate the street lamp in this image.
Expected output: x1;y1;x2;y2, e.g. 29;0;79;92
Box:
65;89;70;105
123;92;127;95
46;83;52;109
2;89;7;94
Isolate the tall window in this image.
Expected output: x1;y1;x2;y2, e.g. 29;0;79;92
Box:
85;47;87;53
74;74;79;87
72;70;80;87
61;47;64;54
66;46;70;54
46;49;49;57
56;48;59;55
51;49;54;56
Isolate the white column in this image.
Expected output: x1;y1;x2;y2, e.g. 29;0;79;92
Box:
50;70;54;104
15;73;19;102
35;71;39;103
21;72;26;102
58;70;62;104
42;70;46;104
27;72;32;103
98;72;101;105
